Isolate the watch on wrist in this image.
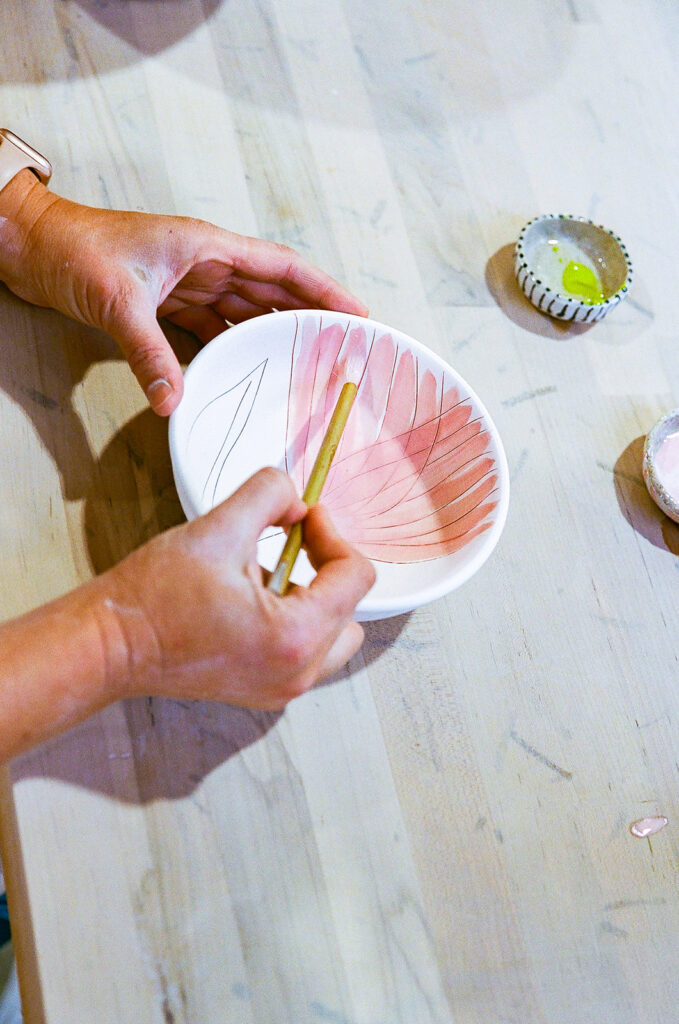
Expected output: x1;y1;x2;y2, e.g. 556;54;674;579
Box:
0;129;52;194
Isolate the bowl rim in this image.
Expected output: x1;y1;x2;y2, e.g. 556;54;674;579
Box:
169;309;511;619
514;213;633;310
642;406;679;522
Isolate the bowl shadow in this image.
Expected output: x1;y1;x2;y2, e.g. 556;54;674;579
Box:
613;435;679;554
485;243;596;339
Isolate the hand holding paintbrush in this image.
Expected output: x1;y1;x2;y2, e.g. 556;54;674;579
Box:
267;381;357;596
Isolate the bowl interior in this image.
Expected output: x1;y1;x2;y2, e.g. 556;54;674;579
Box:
643;408;679;522
169;311;509;619
645;410;679;462
522;216;629;299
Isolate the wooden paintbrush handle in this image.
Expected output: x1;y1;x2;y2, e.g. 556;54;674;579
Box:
267;381;357;596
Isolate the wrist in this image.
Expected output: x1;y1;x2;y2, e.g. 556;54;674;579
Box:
0;167;58;291
93;561;164;701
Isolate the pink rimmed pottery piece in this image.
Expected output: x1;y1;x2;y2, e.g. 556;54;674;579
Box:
643;408;679;523
169;310;509;620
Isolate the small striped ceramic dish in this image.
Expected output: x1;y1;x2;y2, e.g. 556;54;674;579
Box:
514;214;633;323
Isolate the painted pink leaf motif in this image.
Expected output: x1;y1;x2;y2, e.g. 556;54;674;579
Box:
285;315;499;563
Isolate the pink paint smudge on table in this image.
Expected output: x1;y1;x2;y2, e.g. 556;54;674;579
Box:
629;816;668;838
284;315;499;563
654;431;679;498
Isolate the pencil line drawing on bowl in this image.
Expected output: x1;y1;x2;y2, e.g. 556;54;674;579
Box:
188;358;269;505
189;313;500;564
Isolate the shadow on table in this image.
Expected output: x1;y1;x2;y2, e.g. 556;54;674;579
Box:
0;293;406;802
0;286;199;516
73;0;223;55
485;244;595;339
10;626;409;805
6;0;224;83
486;242;654;346
11;0;577;108
12;0;580;128
613;435;679;554
11;619;407;804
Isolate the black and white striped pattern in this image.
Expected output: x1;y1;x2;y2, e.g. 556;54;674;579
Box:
513;214;633;323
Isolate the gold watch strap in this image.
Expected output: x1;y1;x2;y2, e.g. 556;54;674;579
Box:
0;129;52;193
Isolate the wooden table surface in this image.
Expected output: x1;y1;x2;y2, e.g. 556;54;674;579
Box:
2;1;679;1021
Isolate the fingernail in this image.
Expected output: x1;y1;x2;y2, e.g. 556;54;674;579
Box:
146;378;173;412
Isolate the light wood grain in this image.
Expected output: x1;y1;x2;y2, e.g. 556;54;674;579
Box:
2;1;679;1021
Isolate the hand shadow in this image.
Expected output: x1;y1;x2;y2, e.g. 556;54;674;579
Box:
0;294;272;799
80;405;409;802
2;293;404;802
613;435;679;554
0;291;119;502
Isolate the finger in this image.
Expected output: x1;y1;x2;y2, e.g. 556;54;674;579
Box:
108;308;184;416
210;467;306;554
229;236;369;315
211;292;277;324
214;277;334;315
165;305;228;344
302;505;375;617
316;621;366;680
303;505;366;570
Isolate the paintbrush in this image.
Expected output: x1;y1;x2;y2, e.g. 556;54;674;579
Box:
267;380;358;596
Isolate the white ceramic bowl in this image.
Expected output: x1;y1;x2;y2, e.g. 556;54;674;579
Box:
169;310;510;620
643;408;679;523
514;214;632;323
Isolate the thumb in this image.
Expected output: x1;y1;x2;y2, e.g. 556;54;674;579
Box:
210;467;306;555
109;307;185;416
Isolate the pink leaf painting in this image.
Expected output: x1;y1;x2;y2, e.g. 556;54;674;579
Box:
285;315;499;563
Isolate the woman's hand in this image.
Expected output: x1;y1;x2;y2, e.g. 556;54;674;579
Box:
0;171;368;415
103;468;376;708
0;467;375;761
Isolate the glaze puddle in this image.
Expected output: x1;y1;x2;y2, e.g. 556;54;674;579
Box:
629;815;669;838
561;260;604;304
654;430;679;499
532;238;605;304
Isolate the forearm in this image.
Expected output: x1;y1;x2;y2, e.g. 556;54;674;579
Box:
0;575;129;763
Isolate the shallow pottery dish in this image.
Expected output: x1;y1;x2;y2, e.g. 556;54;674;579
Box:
514;214;632;323
643;408;679;523
169;310;510;620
